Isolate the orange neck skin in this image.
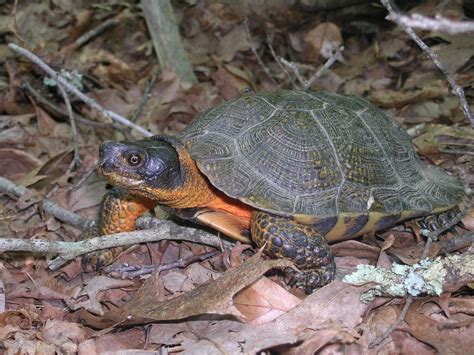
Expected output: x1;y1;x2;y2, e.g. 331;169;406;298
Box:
130;144;253;224
205;189;253;221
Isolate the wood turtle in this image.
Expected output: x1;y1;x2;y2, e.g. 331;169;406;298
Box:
86;90;465;293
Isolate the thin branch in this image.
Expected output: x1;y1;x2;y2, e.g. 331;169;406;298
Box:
109;250;220;278
0;176;92;230
22;79;124;131
381;0;474;128
244;17;279;87
0;176;227;270
0;226;223;270
57;84;81;169
8;43;152;137
279;57;305;88
266;33;297;87
68;18;119;51
387;13;474;35
305;46;344;89
369;296;413;348
131;72;159;123
279;46;343;90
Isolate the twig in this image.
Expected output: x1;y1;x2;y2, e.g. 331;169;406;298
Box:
69;18;119;50
21;79;124;131
387;13;474;35
131;72;159;123
244;17;279;87
266;36;297;87
7;43;152;137
279;46;343;90
368;197;471;348
369;296;413;348
305;46;344;89
381;0;474;128
0;176;227;270
109;250;220;278
57;84;81;169
0;226;222;270
9;0;25;44
0;176;92;230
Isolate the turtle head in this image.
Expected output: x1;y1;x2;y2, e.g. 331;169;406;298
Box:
98;135;214;208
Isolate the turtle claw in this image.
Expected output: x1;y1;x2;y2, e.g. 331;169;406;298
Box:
82;247;123;271
252;211;336;294
289;263;336;294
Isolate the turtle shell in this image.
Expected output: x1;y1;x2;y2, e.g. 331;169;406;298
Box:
179;90;464;236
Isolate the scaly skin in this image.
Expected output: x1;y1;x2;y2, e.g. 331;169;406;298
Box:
82;189;155;269
82;135;338;294
251;211;335;293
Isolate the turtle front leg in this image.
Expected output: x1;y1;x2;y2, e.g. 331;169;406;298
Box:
251;211;335;293
82;189;156;270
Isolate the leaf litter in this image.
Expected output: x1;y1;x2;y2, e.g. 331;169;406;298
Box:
0;0;473;353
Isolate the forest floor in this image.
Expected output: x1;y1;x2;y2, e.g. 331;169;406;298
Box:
0;0;473;353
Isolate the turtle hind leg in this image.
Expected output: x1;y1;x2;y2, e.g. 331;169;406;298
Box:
416;207;463;234
251;211;335;294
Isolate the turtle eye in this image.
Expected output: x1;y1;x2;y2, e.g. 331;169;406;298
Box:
125;152;143;167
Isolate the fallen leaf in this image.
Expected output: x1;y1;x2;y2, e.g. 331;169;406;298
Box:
405;299;474;355
304;22;343;62
42;320;90;352
78;328;145;354
0;149;42;180
413;124;474;156
69;276;135;316
79;254;292;328
370;86;449;108
217;25;250;62
233;277;302;325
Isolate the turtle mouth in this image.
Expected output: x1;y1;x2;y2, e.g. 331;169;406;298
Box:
98;160;143;188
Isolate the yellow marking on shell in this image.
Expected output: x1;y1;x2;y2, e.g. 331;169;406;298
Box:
293;206;458;243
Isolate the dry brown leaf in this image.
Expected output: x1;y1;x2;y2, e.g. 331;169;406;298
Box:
42;320;90;352
405;299;474;355
304;22;343;62
412;124;474;156
3;334;57;355
286;324;360;354
211;65;241;100
69;276;135;316
331;240;380;260
78;328;145;354
217;25;250;62
370;86;449;108
79;254;292;328
35;106;57;136
0;148;42;180
233;277;301;325
179;281;369;353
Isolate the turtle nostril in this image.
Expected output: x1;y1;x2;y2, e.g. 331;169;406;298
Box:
99;141;115;159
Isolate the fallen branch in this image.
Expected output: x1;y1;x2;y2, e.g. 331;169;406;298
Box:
0;176;92;230
387;13;474;35
0;223;223;270
7;43;152;137
0;176;229;270
141;0;197;83
344;252;474;301
381;0;474;128
109;250;221;278
279;46;343;90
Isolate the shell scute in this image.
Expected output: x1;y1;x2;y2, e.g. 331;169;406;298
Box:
181;90;464;220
